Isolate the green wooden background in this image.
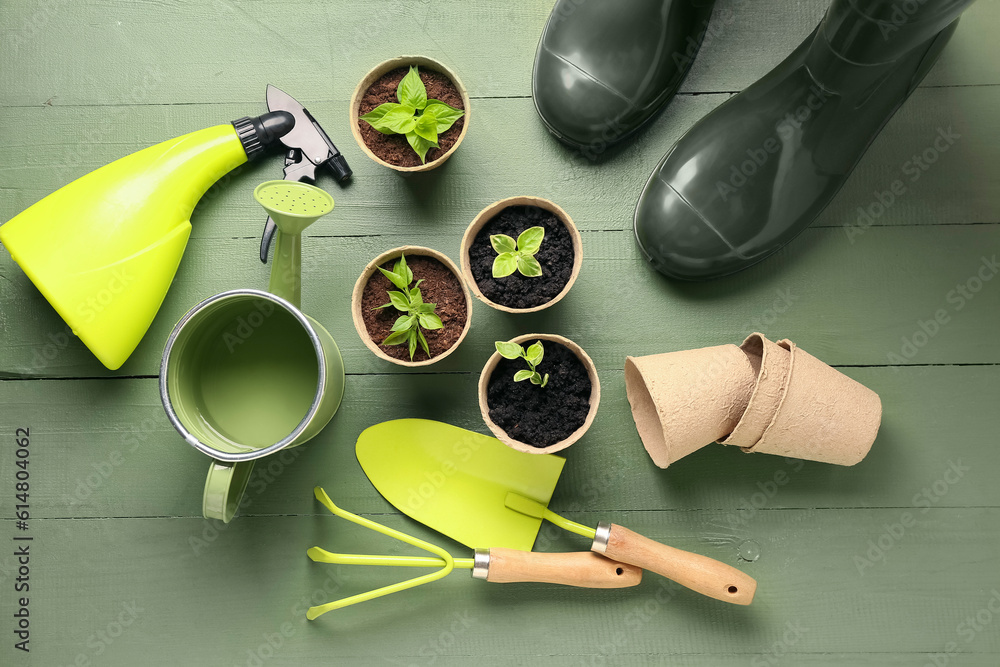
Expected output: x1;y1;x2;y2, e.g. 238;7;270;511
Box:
2;0;999;664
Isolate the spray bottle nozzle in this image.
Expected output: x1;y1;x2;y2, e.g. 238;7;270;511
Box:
326;153;352;183
231;111;295;161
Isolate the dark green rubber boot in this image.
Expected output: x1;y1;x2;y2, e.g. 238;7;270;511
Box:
532;0;715;152
634;0;976;280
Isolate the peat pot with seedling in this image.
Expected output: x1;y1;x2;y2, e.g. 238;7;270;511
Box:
479;333;600;454
461;196;582;313
352;246;472;367
350;57;470;172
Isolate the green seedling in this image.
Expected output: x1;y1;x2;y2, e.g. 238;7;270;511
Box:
360;66;465;164
495;340;549;387
491;226;544;278
373;254;443;360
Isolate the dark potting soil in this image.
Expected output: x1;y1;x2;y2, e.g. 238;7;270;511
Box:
486;340;591;447
357;66;466;168
360;254;468;363
468;206;574;309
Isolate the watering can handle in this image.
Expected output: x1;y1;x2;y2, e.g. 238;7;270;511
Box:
203;460;256;523
595;524;757;605
477;549;642;588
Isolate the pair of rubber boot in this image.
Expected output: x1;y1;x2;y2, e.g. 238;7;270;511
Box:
532;0;976;279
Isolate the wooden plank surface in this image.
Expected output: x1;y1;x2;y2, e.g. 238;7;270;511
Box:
1;0;998;664
1;365;997;520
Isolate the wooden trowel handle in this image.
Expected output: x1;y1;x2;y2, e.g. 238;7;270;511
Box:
479;549;642;588
597;525;756;605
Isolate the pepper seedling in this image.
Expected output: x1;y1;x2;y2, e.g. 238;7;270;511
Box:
491;226;545;278
495;340;549;387
373;253;443;360
360;66;465;164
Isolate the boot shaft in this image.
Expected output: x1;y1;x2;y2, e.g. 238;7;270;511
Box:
818;0;974;64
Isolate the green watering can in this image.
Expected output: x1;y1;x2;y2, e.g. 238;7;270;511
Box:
159;181;345;522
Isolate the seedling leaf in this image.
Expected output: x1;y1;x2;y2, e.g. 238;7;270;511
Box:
418;313;443;330
387;290;410;312
406;132;437;164
378;267;409;291
391;315;415;332
423;101;464;134
494;339;549;389
413;113;438;143
383;105;417;134
490;234;517;254
525;341;543;366
495;341;523;359
383;330;410;346
398;66;427;110
407;329;417;359
395;254;413;285
417;329;430;357
516;227;545;255
492;253;518;278
517;254;542;277
360;103;402;134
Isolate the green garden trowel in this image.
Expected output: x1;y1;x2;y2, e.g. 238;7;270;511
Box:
357;419;757;605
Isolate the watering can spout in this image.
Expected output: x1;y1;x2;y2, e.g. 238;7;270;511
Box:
0;114;293;370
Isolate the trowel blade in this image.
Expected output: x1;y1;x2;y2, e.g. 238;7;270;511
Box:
356;419;565;551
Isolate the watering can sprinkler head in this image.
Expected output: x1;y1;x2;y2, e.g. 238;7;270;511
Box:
253;180;334;309
254;181;334;236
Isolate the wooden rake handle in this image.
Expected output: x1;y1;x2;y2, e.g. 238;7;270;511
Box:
479;549;642;588
596;524;756;605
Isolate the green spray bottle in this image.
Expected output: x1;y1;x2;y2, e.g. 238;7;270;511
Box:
0;86;350;370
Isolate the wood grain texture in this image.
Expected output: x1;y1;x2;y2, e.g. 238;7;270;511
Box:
483;549;642;588
1;0;998;664
1;365;997;521
1;86;997;243
601;524;757;604
0;0;995;107
3;224;1000;377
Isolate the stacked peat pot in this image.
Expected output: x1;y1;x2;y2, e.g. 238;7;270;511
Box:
624;333;883;467
461;197;598;454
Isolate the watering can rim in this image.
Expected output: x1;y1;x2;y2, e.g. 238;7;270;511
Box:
158;288;328;462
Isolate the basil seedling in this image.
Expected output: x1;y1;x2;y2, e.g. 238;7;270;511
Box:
360;66;465;164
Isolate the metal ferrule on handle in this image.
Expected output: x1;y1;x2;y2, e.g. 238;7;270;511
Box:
472;549;491;580
592;522;612;554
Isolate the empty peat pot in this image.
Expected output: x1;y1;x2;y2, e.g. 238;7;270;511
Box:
461;196;583;313
350;55;470;173
479;333;600;454
625;333;882;467
352;246;472;367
